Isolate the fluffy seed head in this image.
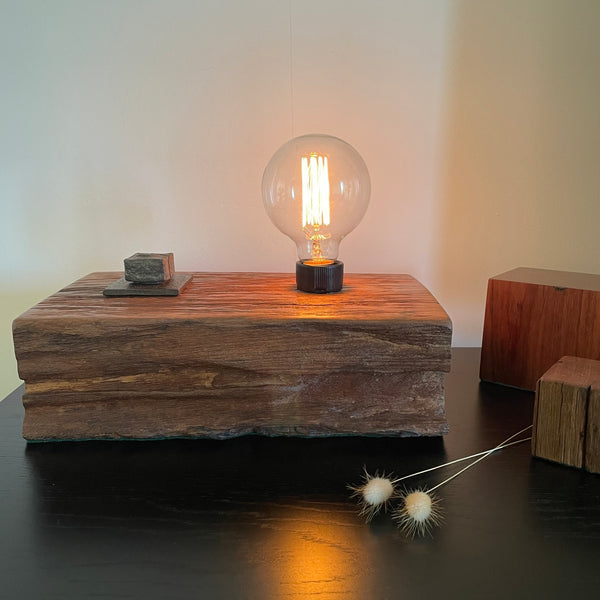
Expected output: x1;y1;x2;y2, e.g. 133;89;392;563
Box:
405;490;431;522
363;477;394;506
348;470;396;522
393;488;442;538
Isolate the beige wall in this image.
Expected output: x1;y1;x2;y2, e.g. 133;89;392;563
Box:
435;0;600;344
2;0;599;399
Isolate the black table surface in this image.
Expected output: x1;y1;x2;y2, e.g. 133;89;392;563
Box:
1;348;599;599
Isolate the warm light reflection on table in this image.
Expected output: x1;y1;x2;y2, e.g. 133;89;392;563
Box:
239;503;374;598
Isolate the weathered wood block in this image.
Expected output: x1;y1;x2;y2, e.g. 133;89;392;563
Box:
13;272;452;441
532;356;600;474
480;267;600;390
124;252;174;283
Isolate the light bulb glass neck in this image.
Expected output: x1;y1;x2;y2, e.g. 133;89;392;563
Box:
296;238;340;262
302;258;336;266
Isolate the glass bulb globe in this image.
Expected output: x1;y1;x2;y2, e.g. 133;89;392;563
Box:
262;134;370;292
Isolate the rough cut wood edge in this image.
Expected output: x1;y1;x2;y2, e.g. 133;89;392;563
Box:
22;371;448;441
23;403;449;441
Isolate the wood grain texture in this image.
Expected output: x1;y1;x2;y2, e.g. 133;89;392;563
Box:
14;272;452;323
480;267;600;390
21;372;447;441
532;355;600;473
587;386;600;474
13;272;452;441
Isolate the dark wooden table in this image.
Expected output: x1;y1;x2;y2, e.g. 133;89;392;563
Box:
1;348;599;599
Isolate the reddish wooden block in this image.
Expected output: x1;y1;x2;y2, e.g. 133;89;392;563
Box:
480;267;600;390
532;356;600;474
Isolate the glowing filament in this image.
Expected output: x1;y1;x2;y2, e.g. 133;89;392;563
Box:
301;154;330;229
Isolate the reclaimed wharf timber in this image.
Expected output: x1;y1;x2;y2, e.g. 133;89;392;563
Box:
13;272;452;441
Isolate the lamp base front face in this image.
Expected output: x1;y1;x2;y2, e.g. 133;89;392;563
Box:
296;260;344;293
14;272;452;440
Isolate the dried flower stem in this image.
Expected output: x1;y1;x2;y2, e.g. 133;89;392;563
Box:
428;424;532;493
350;425;533;537
390;426;532;486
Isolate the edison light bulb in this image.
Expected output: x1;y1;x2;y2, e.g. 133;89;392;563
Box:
262;134;370;293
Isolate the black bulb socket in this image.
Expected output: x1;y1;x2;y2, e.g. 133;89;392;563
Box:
296;260;344;293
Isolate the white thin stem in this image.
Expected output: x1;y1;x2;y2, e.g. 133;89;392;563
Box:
390;430;531;486
428;425;533;493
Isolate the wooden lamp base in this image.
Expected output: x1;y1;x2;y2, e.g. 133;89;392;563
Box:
13;273;452;441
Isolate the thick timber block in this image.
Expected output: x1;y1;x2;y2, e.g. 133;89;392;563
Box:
532;356;600;474
12;272;452;441
480;267;600;390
